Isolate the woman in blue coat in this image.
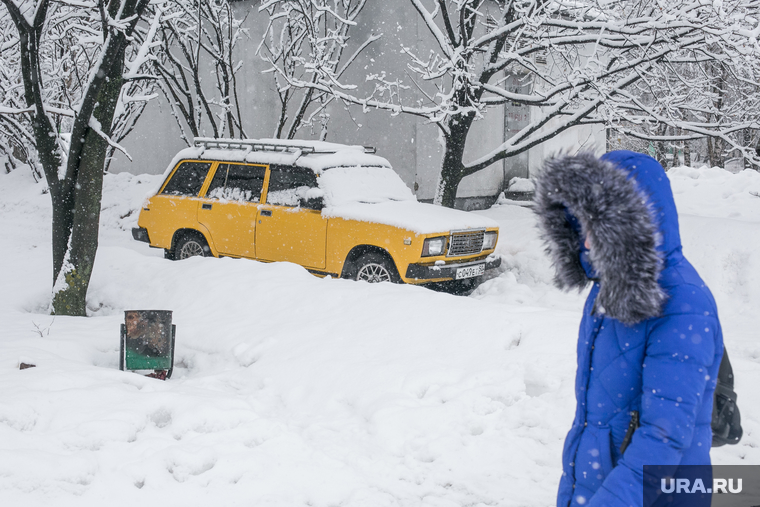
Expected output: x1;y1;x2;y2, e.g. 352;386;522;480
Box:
533;151;723;507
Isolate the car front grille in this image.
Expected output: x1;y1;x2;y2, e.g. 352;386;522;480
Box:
448;231;484;256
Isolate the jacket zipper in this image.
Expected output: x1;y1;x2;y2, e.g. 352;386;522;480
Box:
568;285;603;506
619;411;640;455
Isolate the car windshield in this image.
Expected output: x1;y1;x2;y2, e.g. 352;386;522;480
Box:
317;166;415;207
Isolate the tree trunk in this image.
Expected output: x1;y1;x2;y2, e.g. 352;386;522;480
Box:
52;44;127;315
708;63;727;170
51;135;105;315
287;79;316;140
435;118;472;208
436;148;466;208
743;128;751;170
50;187;75;284
6;0;68;283
656;124;668;167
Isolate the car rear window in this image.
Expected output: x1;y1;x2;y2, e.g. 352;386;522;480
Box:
161;161;212;196
206;163;266;202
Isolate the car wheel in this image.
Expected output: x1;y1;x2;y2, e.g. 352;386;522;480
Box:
354;252;399;283
174;233;209;260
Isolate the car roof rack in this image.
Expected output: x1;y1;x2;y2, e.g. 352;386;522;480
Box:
194;137;376;154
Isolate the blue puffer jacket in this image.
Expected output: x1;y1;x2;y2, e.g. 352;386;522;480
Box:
533;151;724;507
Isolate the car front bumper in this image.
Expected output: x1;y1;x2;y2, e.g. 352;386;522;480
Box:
405;255;501;281
132;227;150;243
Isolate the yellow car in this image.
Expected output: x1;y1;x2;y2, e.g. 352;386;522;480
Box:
133;138;500;285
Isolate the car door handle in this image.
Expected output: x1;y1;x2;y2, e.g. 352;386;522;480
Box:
261;210;272;217
202;203;212;210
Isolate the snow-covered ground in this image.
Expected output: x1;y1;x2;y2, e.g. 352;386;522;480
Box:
0;165;758;506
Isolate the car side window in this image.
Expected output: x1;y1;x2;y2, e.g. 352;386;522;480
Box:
266;165;319;207
206;163;228;197
206;163;266;202
161;161;212;196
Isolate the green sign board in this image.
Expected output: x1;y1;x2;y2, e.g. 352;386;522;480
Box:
120;310;175;379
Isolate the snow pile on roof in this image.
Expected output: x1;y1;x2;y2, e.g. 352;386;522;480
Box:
154;139;392;191
295;150;391;172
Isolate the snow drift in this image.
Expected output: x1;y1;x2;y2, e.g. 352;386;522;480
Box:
0;164;758;506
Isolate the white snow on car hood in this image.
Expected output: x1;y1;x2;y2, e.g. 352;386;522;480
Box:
323;200;499;234
318;166;416;206
318;166;497;234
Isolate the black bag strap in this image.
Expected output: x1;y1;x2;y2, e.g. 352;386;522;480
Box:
712;348;742;447
717;347;735;387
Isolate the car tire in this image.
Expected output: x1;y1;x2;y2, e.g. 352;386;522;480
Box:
354;252;400;283
173;233;210;260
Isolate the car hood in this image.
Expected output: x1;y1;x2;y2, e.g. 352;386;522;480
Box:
322;200;499;235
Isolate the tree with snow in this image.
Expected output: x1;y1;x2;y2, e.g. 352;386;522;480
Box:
0;2;158;177
0;0;159;315
0;9;37;176
257;0;380;140
609;43;760;170
146;0;249;144
271;0;760;207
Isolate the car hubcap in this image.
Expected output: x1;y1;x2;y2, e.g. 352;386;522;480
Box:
179;240;204;259
357;263;391;283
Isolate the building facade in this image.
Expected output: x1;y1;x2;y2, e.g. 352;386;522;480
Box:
111;1;604;209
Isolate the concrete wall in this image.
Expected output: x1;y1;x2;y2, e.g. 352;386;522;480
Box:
110;1;605;206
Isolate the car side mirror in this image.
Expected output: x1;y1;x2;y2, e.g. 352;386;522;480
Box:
299;196;324;210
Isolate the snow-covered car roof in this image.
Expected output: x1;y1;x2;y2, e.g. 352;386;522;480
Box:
162;138;392;177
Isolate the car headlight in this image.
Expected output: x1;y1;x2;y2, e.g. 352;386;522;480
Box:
422;236;447;257
482;231;498;250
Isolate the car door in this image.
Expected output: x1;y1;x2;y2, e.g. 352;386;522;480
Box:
145;160;214;246
256;165;327;270
197;162;266;258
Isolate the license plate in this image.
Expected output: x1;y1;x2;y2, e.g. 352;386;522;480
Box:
455;263;485;280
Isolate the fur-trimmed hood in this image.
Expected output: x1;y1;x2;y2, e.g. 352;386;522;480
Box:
533;150;683;325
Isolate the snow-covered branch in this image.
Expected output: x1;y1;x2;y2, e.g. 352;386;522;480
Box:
146;0;248;143
0;0;164;175
297;0;760;206
257;0;380;140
